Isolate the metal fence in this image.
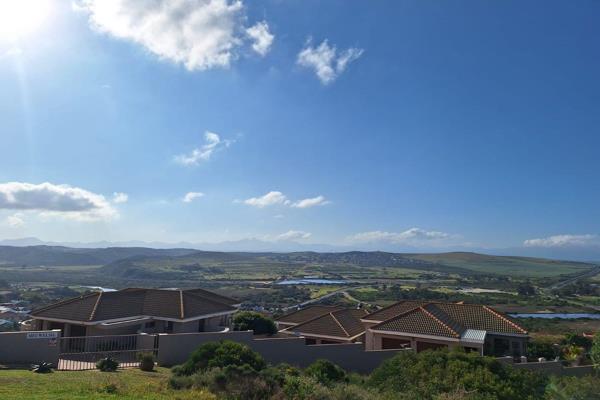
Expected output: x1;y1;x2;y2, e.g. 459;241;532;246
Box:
57;334;158;371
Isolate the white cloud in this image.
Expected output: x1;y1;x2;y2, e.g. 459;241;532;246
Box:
297;39;363;85
0;182;117;221
183;192;205;203
112;192;128;203
246;21;273;56
349;228;451;244
76;0;274;71
291;195;330;209
174;131;233;166
6;213;25;228
277;230;311;241
242;191;329;209
523;234;600;248
243;191;290;208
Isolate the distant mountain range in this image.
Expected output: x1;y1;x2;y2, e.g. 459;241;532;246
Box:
0;237;598;262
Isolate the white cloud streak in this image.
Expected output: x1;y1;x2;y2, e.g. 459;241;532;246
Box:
112;192;128;203
297;39;363;85
183;192;205;203
349;228;451;244
0;182;117;221
242;191;329;209
523;234;600;248
245;21;273;56
277;230;311;241
291;195;330;209
175;131;233;166
75;0;274;71
243;191;290;208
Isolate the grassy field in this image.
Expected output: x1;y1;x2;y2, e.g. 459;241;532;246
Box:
407;252;592;277
0;368;215;400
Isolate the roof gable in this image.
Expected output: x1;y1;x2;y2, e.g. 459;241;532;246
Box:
284;308;369;339
276;305;343;325
369;301;527;337
31;288;237;323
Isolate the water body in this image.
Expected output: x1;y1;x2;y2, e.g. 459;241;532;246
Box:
82;286;117;292
510;313;600;320
276;279;348;285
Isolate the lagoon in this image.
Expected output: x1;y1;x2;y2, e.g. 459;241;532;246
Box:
510;313;600;319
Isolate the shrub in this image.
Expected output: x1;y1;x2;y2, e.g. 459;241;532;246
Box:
233;311;278;335
168;375;194;390
282;375;331;400
368;348;547;400
137;352;155;372
545;375;600;400
174;340;266;376
30;362;53;373
590;332;600;370
527;337;559;360
304;359;347;385
96;356;119;372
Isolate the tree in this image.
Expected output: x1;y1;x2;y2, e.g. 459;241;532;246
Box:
233;311;277;335
517;280;536;296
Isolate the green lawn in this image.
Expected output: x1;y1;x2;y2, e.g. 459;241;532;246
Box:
0;368;215;400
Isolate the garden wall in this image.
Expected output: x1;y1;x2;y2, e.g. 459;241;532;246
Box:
156;331;403;373
0;330;61;366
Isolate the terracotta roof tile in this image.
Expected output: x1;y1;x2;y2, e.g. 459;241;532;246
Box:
362;300;427;322
373;306;461;338
276;305;343;325
370;301;527;337
31;288;237;323
284;308;369;339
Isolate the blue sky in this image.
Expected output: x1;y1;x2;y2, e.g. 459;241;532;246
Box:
1;0;599;256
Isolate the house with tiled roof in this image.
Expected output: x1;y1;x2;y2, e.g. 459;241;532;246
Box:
279;308;369;344
29;288;240;337
362;301;528;356
275;305;344;330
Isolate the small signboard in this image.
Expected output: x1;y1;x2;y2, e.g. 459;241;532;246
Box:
26;331;59;340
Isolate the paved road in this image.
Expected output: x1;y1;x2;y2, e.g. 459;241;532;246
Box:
549;266;600;290
281;286;376;311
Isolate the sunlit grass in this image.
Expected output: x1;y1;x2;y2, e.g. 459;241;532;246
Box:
0;368;215;400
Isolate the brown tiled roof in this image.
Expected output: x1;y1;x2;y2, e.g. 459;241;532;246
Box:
370;301;527;336
31;288;237;323
284;308;369;339
374;306;462;338
276;305;343;325
362;300;428;322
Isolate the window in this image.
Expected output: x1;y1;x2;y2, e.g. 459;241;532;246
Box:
381;337;411;349
165;321;174;333
145;321;156;329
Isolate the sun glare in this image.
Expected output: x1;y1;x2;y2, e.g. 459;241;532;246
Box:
0;0;51;40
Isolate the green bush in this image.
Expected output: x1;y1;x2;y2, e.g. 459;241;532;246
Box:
590;332;600;370
304;359;347;385
527;337;559;360
368;348;547;400
282;375;331;400
233;311;278;335
545;375;600;400
137;352;155;372
174;340;266;376
96;356;119;372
